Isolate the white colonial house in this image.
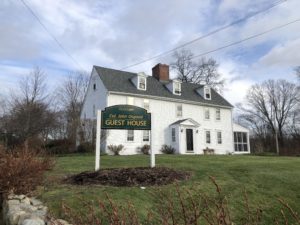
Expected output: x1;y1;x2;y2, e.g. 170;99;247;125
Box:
81;63;250;155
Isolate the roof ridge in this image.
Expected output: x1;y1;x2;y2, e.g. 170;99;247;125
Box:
93;65;137;75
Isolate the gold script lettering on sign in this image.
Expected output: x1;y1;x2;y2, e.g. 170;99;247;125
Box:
118;114;127;119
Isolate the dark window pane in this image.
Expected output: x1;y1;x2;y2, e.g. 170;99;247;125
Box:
243;144;248;152
238;144;243;151
206;131;211;144
237;132;242;142
242;133;247;143
234;132;237;142
235;144;238;151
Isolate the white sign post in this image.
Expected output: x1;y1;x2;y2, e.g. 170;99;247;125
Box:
95;110;101;171
150;114;155;168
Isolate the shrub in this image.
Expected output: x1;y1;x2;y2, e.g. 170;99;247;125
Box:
161;145;176;154
77;142;94;153
0;146;54;195
252;152;278;156
107;144;124;156
61;177;300;225
45;139;73;154
138;144;150;155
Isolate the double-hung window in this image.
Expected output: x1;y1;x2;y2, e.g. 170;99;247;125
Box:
204;87;211;100
172;128;176;142
138;77;146;90
217;131;222;144
216;108;221;120
206;131;211;144
143;130;149;142
127;130;134;142
174;82;181;95
143;99;150;111
176;104;182;117
204;108;210;120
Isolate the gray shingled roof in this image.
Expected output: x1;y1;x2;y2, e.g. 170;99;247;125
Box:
94;66;233;108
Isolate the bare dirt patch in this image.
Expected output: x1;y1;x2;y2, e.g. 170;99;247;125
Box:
64;167;191;186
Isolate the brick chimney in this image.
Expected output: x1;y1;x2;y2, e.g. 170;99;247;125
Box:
152;63;169;81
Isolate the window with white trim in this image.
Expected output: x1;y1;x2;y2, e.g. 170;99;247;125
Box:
127;130;134;141
204;108;210;120
143;130;149;142
127;96;134;105
93;83;97;90
176;104;182;117
172;128;176;142
138;77;146;90
143;99;150;111
204;87;211;100
173;82;181;95
216;108;221;120
217;131;222;144
206;131;211;144
234;132;248;152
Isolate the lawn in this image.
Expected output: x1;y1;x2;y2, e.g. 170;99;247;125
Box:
38;154;300;224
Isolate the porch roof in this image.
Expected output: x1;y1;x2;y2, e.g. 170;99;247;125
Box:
170;118;200;127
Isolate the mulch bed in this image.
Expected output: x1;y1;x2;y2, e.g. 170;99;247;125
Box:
64;167;191;186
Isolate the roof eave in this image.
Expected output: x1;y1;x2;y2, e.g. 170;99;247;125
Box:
108;91;233;109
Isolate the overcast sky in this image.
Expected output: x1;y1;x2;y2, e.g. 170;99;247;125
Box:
0;0;299;106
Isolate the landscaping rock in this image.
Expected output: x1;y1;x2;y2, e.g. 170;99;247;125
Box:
30;199;42;207
20;198;31;205
2;194;70;225
47;219;72;225
21;217;45;225
7;210;26;225
7;200;20;206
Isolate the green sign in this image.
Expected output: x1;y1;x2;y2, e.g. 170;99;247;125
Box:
101;105;151;130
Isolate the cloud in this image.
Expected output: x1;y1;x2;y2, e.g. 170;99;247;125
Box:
0;0;300;106
258;38;300;67
224;79;254;105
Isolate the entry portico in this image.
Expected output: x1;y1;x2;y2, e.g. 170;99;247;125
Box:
170;119;200;154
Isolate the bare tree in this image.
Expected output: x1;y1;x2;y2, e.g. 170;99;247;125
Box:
0;97;6;115
171;49;225;92
295;66;300;82
5;67;56;149
57;72;89;150
238;79;299;146
18;67;47;104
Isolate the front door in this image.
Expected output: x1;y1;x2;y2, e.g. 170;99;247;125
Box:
186;129;194;152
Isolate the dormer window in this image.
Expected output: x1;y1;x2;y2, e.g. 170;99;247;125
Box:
173;81;181;95
204;87;211;100
133;72;147;91
138;76;146;90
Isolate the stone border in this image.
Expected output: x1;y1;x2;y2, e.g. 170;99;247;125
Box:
1;194;71;225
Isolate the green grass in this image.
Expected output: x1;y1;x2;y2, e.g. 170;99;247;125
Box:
38;154;300;223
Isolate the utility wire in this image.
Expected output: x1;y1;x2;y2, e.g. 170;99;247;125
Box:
19;0;84;71
190;18;300;60
121;0;287;70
